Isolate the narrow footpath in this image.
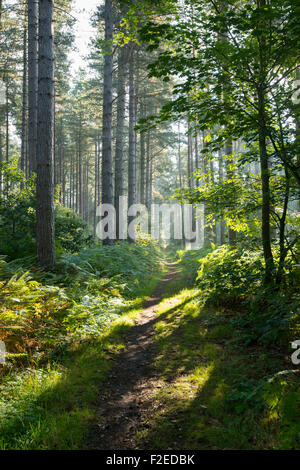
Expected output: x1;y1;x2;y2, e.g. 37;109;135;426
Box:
88;264;178;450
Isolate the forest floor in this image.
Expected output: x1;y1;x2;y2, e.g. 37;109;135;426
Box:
1;249;298;450
88;263;179;450
86;257;298;450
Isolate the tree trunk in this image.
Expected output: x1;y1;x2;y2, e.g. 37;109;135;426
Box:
21;19;28;174
28;0;38;174
225;141;237;246
178;122;182;188
94;139;98;237
101;0;114;245
258;93;274;283
218;150;225;245
257;0;274;284
115;46;126;239
146;130;152;210
5;82;8;161
36;0;56;269
128;46;136;242
140;122;146;204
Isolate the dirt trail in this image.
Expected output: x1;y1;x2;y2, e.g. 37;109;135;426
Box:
88;264;178;450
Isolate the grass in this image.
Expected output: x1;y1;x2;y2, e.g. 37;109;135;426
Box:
136;260;300;450
0;246;166;450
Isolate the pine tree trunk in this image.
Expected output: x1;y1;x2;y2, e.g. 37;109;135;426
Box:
140;119;146;204
28;0;38;174
115;46;126;239
178;123;182;188
94;140;98;237
36;0;56;269
146;130;151;210
21;20;28;174
128;46;136;242
5;82;8;161
101;0;114;244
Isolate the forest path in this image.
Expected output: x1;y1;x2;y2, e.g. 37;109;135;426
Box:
88;263;178;450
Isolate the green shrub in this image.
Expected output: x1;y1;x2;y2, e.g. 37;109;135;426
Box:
55;206;93;253
0;161;92;260
196;246;263;302
195;246;299;344
0;161;36;260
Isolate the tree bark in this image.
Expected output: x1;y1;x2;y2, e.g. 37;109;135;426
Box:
257;0;274;284
5;81;8;162
101;0;114;245
21;19;28;174
115;46;126;239
225;141;237;246
28;0;38;174
36;0;56;269
128;46;136;242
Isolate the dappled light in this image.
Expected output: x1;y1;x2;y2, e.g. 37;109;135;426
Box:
0;0;299;453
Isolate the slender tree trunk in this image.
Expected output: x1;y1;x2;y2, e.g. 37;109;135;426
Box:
187;122;192;189
101;0;114;244
70;153;73;209
225;141;237;246
36;0;56;269
140;121;146;204
128;46;136;242
115;46;126;239
276;170;290;285
21;20;27;173
218;150;225;245
78;115;83;216
178;122;182;188
146;130;151;210
5;82;8;161
194;132;199;187
94;140;98;237
296;66;300;211
203;132;213;247
258;92;274;282
28;0;38;174
257;0;274;284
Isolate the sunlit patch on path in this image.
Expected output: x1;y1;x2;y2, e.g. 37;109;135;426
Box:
87;264;178;450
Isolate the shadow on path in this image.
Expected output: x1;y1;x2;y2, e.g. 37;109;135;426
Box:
87;264;178;450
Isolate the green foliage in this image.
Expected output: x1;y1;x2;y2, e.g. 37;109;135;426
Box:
196;246;263;302
55;206;93;253
195;246;299;345
0;161;36;259
176;159;263;238
139;254;299;450
57;237;163;297
0;238;165;449
0;162;92;260
0;238;164;368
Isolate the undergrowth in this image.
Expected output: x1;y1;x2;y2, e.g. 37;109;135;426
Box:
137;246;299;450
0;237;165;449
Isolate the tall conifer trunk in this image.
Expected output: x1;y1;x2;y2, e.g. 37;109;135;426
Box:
28;0;38;174
36;0;56;269
101;0;114;245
